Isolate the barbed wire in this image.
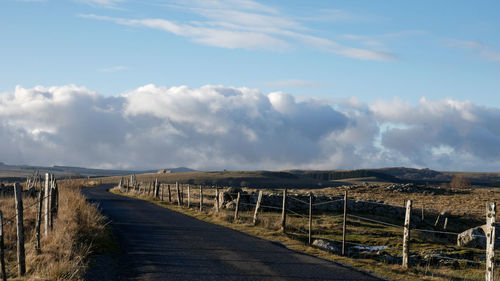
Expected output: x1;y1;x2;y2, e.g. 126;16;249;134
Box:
347;214;403;229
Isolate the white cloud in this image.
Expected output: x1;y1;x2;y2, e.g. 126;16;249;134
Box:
2;84;499;171
80;1;396;61
76;0;124;9
447;39;500;62
258;79;324;88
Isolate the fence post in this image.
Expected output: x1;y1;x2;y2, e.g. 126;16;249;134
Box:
199;185;203;211
154;178;158;198
187;185;191;208
168;184;172;202
35;187;44;254
342;190;347;256
50;179;57;229
0;211;6;281
486;201;496;281
309;193;313;245
161;184;164;201
215;188;220;213
44;173;50;237
443;217;448;230
253;191;263;225
281;188;287;233
176;182;181;206
14;183;26;277
402;199;412;269
421;204;424;221
234;192;240;221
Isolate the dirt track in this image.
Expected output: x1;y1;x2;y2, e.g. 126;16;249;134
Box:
82;185;383;280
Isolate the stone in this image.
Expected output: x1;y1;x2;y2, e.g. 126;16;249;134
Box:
457;224;499;249
312;239;339;253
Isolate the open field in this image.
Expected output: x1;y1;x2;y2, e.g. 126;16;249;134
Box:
109;174;500;281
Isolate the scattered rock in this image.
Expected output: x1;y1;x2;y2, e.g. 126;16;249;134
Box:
312;239;339;253
457;224;499;249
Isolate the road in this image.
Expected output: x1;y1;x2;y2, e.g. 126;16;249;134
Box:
82;185;383;281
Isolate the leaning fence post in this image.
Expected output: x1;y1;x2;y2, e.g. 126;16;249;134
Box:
309;192;313;245
0;211;6;281
187;184;191;208
176;182;181;206
215;188;220;213
44;173;50;237
342;190;348;256
234;192;241;221
14;183;26;276
281;188;287;232
402;199;412;269
253;191;263;225
199;185;203;211
486;201;496;281
35;187;44;254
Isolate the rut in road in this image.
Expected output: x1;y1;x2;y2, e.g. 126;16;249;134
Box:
83;185;384;281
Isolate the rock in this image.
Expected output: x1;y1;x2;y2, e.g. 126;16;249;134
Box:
312;239;339;253
457;224;499;249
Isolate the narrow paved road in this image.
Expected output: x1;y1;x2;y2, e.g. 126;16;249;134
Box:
82;185;383;281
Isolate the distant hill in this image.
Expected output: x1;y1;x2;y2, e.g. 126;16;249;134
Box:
370;167;452;182
0;163;196;180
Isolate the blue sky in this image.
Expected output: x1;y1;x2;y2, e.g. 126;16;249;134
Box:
2;0;499;105
1;0;500;171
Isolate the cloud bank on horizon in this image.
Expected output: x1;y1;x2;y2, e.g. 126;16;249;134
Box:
1;84;500;171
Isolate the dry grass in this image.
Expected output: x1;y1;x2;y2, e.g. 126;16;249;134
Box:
0;181;109;280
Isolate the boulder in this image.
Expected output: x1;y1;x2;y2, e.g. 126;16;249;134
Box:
312;239;339;253
457;224;499;249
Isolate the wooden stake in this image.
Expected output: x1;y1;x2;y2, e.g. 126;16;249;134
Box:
44;173;50;237
434;214;440;227
486;201;496;281
154;178;158;198
35;187;44;254
215;188;220;213
342;190;347;256
253;191;263;225
14;183;26;276
421;204;424;221
234;192;240;221
176;182;181;206
0;211;6;281
199;185;203;211
281;188;287;232
402;200;412;269
443;217;448;230
187;184;191;208
309;193;313;245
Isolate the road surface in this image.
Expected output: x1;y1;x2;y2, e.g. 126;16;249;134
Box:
82;185;383;281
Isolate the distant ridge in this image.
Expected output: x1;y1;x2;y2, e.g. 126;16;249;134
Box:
0;163;196;179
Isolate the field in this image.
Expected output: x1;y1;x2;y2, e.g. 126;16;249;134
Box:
107;171;500;281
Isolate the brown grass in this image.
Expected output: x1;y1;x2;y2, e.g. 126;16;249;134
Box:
0;181;109;280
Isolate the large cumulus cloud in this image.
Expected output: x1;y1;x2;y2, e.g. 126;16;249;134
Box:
1;85;499;171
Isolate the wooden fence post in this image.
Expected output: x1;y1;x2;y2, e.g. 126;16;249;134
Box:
180;184;184;205
50;179;57;229
309;193;313;245
281;188;287;232
421;204;424;221
443;217;448;230
342;190;347;256
35;187;44;254
176;182;181;206
44;173;50;237
402;199;412;269
14;183;26;276
187;185;191;208
154;178;158;198
234;192;240;221
215;188;220;213
168;184;172;202
486;201;496;281
253;191;263;225
199;185;203;211
0;211;6;281
161;184;164;201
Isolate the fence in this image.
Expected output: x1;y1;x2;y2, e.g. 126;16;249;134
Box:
117;179;498;281
0;172;59;279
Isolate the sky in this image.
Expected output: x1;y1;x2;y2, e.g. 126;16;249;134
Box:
1;0;500;171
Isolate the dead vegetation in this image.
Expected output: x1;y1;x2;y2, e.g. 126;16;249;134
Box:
0;180;110;280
